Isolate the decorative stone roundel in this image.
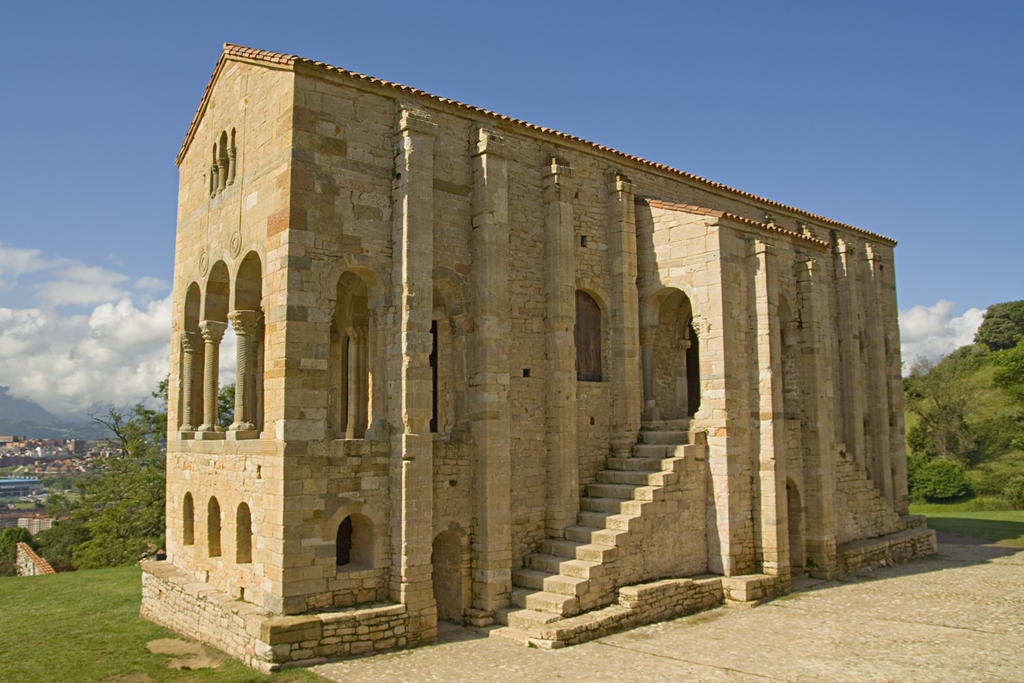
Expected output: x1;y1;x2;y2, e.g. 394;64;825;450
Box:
230;231;242;257
198;250;209;277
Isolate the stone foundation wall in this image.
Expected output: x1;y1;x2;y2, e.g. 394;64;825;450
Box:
141;560;425;672
836;527;937;576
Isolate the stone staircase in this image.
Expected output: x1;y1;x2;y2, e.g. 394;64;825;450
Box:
834;453;902;544
497;423;700;633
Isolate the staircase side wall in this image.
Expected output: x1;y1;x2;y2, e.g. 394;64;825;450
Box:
834;454;902;544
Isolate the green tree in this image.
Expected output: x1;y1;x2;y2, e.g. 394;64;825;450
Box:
904;355;978;463
68;382;168;569
218;382;235;430
35;517;89;569
0;526;35;576
974;300;1024;351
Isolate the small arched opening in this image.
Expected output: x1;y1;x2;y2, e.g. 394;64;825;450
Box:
236;503;252;564
182;492;194;546
207;497;221;558
642;288;700;420
336;514;374;569
331;272;370;438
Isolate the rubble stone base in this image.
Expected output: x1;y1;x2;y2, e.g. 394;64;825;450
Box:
141;561;424;672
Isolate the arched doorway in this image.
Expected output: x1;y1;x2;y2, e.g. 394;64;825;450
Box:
431;530;463;623
642;288;700;421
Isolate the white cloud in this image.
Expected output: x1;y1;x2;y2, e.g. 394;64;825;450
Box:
0;243;51;289
136;276;169;292
899;300;984;373
35;263;131;307
0;296;173;415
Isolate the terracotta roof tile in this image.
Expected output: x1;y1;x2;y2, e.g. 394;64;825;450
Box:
638;197;831;250
16;542;55;575
177;43;896;247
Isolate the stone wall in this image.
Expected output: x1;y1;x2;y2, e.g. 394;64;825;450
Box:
15;543;54;576
142;560;423;672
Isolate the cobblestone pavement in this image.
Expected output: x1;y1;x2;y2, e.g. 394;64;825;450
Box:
312;535;1024;681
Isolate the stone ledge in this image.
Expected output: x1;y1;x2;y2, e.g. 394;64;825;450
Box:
836;527;937;576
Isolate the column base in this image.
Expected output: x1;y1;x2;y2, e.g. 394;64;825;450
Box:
226;429;260;441
195;429;226;441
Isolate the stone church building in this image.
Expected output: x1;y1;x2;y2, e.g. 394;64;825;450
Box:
140;44;935;670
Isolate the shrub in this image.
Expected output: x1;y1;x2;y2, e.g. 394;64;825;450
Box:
1004;476;1024;510
914;458;970;501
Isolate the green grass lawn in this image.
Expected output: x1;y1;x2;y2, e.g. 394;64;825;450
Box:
0;565;321;682
910;504;1024;547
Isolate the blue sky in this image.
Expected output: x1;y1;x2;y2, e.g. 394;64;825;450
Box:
0;0;1020;414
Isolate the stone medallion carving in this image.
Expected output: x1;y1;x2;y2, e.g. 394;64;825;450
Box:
198;251;209;277
229;230;242;257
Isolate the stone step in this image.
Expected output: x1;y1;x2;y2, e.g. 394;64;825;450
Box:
634;444;672;459
578;510;638;532
526;553;603;579
512;568;590;596
581;497;647;515
580;497;627;514
606;457;662;471
642;419;691;430
511;588;578;616
495;606;561;629
586;482;636;499
596;470;652;485
540;539;618;563
639;430;688;445
564;525;625;547
486;625;533;645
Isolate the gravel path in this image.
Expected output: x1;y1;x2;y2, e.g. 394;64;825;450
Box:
312;535;1024;681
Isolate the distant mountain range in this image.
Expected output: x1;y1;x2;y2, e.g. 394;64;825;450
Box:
0;386;107;440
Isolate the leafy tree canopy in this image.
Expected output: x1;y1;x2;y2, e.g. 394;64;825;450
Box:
974;300;1024;351
0;526;35;576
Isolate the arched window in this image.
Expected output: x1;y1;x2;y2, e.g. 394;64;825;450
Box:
331;272;370;438
575;290;602;382
336;514;374;569
236;503;252;563
207;497;221;557
182;492;194;545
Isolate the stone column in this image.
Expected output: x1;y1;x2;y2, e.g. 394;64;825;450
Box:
543;155;578;538
864;244;894;504
197;320;227;435
796;256;838;575
833;239;866;468
228;310;261;436
751;240;788;578
640;327;659;421
468;127;512;619
605;171;642;456
390;105;437;634
179;331;199;432
227;130;236;187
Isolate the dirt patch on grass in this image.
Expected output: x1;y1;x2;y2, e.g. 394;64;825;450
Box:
146;638;224;670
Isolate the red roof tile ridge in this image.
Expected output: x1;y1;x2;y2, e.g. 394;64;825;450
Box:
16;542;56;575
637;196;831;249
178;44;895;246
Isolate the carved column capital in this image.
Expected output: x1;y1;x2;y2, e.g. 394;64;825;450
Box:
228;310;262;335
199;319;227;344
180;330;200;354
